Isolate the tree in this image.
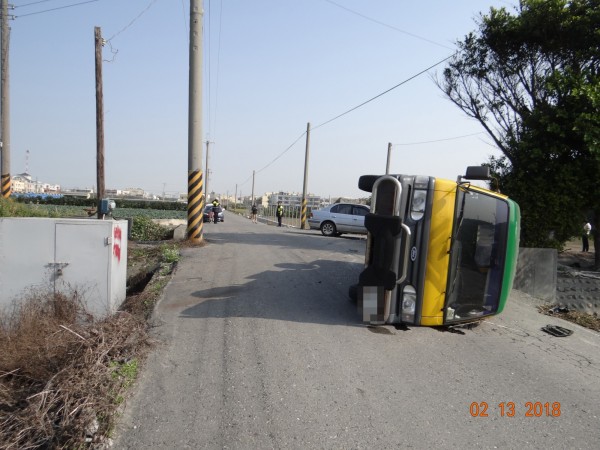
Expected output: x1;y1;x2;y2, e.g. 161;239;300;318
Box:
438;0;600;268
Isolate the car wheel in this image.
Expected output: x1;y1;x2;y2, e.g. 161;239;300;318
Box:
320;221;337;237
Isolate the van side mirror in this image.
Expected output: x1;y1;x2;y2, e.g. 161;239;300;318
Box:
463;166;491;180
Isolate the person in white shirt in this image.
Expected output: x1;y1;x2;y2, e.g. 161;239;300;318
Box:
582;222;592;252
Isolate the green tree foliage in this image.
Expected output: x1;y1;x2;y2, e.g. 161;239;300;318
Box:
439;0;600;266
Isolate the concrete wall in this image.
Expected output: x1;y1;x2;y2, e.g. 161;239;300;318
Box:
513;248;557;302
513;247;600;313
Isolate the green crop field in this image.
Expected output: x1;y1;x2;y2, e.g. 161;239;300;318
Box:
29;205;186;220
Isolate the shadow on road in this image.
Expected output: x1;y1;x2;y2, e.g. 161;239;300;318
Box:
179;259;363;327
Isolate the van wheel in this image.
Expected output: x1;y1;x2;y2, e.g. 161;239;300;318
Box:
321;221;337;237
348;284;358;303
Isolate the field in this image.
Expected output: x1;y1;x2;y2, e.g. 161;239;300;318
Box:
28;204;187;220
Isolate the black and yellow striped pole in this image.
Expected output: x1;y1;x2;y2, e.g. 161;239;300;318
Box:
187;170;204;241
1;174;10;198
300;122;311;230
187;0;204;242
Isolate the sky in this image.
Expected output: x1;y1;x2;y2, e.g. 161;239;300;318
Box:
6;0;518;200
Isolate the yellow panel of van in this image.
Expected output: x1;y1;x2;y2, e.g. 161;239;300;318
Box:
420;179;456;326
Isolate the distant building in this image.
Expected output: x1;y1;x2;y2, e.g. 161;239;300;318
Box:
105;189;123;197
267;192;323;208
10;173;46;194
121;187;146;198
62;188;95;199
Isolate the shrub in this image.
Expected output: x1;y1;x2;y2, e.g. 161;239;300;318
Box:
129;216;171;241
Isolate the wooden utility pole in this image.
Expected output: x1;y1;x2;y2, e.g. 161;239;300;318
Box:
1;0;11;198
94;27;105;218
300;122;311;229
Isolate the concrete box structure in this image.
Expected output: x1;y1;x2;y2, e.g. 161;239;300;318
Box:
0;218;128;317
513;248;557;302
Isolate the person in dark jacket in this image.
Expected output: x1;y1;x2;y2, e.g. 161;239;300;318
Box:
251;204;258;223
276;201;284;227
212;199;220;224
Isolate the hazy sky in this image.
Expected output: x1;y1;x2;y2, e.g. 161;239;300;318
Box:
8;0;516;199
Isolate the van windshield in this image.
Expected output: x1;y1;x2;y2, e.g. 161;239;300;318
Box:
445;187;509;322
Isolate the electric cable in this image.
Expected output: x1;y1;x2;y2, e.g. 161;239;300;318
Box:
313;53;455;130
14;0;58;8
14;0;100;18
106;0;158;41
323;0;454;51
394;132;484;146
235;54;456;191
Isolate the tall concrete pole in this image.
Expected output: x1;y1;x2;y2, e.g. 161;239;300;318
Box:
234;183;237;210
300;122;311;230
205;140;210;200
385;142;392;174
187;0;204;242
1;0;11;198
251;170;255;207
94;27;105;218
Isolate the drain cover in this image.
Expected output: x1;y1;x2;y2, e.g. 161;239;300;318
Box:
541;325;573;337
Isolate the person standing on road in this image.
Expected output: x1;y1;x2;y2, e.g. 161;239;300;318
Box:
276;201;284;227
251;204;258;223
212;198;220;224
583;222;592;252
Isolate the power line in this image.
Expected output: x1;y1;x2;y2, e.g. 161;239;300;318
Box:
236;54;456;191
13;0;100;18
207;0;212;139
181;0;188;42
256;131;307;175
236;131;307;189
211;0;223;141
313;53;455;130
394;132;484;146
14;0;57;8
323;0;454;51
106;0;158;41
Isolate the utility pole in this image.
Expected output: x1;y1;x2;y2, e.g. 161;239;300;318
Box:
205;140;211;200
234;183;237;210
187;0;204;242
1;0;11;198
385;142;392;174
251;170;255;207
94;26;105;218
300;122;311;230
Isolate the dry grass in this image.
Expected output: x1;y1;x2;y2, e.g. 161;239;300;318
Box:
0;291;153;449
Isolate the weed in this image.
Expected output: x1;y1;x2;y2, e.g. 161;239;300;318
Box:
129;216;171;241
160;244;181;264
110;359;139;389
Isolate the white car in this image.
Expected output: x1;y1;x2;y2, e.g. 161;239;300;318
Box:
308;203;369;237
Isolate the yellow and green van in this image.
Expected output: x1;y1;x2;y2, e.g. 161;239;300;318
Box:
356;167;520;326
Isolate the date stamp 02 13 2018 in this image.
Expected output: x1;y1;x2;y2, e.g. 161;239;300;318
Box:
470;402;561;418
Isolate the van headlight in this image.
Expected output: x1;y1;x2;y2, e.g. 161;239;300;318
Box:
401;285;417;323
411;190;427;221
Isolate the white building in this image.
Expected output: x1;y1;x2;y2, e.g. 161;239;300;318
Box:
267;192;323;208
10;173;46;194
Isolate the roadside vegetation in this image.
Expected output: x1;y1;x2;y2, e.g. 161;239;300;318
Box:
0;197;183;448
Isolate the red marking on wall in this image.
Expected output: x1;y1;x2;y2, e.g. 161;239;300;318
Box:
113;225;122;263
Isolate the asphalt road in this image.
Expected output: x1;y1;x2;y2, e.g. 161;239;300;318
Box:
114;211;600;449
